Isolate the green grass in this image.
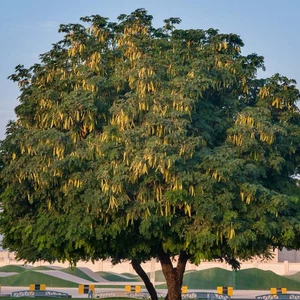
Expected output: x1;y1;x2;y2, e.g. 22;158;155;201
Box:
156;268;300;291
31;266;56;271
60;267;97;282
96;271;142;282
234;269;300;290
95;284;143;289
0;265;27;273
284;272;300;283
120;273;142;279
0;270;78;287
152;270;165;282
1;266;300;291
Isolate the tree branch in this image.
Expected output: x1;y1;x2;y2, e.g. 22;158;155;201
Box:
131;259;158;300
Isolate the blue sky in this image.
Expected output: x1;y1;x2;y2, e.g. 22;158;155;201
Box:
1;0;299;140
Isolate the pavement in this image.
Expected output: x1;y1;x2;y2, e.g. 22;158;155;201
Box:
1;286;299;299
35;270;96;284
78;268;108;283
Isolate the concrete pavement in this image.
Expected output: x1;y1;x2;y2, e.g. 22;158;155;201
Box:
2;286;299;299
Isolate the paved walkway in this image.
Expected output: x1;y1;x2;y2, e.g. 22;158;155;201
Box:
2;286;299;299
0;272;18;277
78;267;108;282
35;270;96;284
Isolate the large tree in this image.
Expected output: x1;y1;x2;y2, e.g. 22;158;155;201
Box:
1;9;300;300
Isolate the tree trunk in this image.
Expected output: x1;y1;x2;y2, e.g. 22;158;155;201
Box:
131;259;158;300
176;251;190;287
158;250;190;300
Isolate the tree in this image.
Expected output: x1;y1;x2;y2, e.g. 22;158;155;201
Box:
1;8;300;300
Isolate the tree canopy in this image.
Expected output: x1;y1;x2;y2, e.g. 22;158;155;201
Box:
0;8;300;300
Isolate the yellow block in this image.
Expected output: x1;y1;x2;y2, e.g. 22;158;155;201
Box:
217;286;233;296
270;288;287;295
29;284;46;291
89;285;95;293
125;285;131;292
78;284;84;294
29;284;35;291
228;287;233;296
182;286;188;293
125;286;141;293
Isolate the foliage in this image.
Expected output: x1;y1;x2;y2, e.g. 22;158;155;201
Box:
0;8;299;300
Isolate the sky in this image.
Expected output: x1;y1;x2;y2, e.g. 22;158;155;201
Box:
0;0;300;140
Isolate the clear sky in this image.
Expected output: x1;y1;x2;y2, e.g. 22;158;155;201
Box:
1;0;299;140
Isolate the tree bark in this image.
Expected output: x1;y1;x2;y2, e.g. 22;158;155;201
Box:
176;251;190;287
158;250;190;300
131;259;158;300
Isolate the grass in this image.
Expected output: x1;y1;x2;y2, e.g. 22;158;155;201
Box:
0;270;78;287
60;267;97;282
95;284;142;288
234;269;300;290
152;270;166;282
284;272;300;283
120;273;142;279
32;266;56;271
96;272;142;282
0;265;27;273
156;268;300;291
1;265;300;291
